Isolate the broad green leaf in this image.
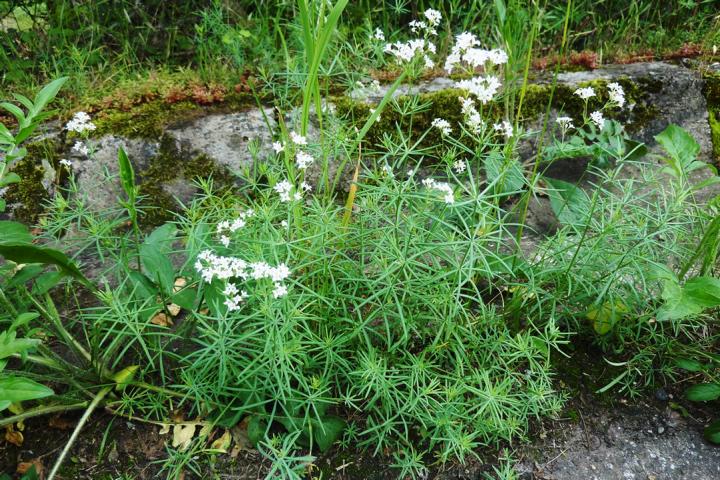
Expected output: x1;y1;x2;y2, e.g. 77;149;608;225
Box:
171;287;197;310
0;243;92;287
127;271;158;300
112;365;139;390
0;102;25;123
139;243;176;294
485;153;525;196
311;416;346;452
246;415;266;446
543;176;590;226
0;172;22;188
674;358;705;372
0;330;40;359
586;300;628;335
32;271;65;295
655;124;700;176
32;77;68;115
144;223;178;254
704;419;720;444
118;147;136;199
686;383;720;402
658;276;720;321
11;93;34;111
0;375;53;403
11;312;39;330
0;221;32;244
0;400;10;411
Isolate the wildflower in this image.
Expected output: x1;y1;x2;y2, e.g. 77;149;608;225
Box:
455;76;501;104
444;32;507;73
422;178;454;204
459;97;485;134
220;235;231;247
290;131;307;145
382;164;394;177
574;87;596;100
59;158;72;168
431;118;452;136
272;282;288;298
72;141;89;156
296;151;314;169
300;182;312;192
373;28;385;41
274;180;294;202
407;169;415;177
280;220;289;227
424;9;442;27
272;141;284;153
590;111;605;128
65;111;96;134
453;160;467;174
555;116;574;132
368;108;381;122
607;82;625;108
493;120;514;139
385;39;432;64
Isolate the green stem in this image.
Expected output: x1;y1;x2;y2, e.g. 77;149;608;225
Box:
0;402;88;428
47;386;112;480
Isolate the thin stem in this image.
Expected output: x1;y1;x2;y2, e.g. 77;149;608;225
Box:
0;402;88;428
47;386;112;480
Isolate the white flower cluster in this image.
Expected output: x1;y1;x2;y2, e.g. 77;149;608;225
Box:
555;116;574;132
296;151;314;169
444;32;508;73
453;159;467;174
422;178;454;204
573;87;596;100
459;97;485;134
607;82;625;108
274;180;301;202
590;111;605;129
493;120;514;139
373;28;385;41
72;141;89;156
195;250;292;310
65;111;96;134
384;10;440;68
216;209;254;247
431;117;452;136
409;8;442;36
455;75;501;104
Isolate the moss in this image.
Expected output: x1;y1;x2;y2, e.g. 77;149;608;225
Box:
703;73;720;165
93;100;200;139
335;76;662;153
135;134;236;227
4;139;63;224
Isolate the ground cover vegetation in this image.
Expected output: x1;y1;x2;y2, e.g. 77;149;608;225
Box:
1;1;720;479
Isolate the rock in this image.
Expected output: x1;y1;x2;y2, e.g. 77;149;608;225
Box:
167;108;275;172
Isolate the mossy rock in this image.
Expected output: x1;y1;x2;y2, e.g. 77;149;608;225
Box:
703;72;720;164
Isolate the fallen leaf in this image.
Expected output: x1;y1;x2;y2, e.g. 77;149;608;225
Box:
230;417;253;453
48;415;75;430
210;430;232;453
172;424;196;451
198;422;212;438
159;423;171;435
173;277;187;293
167;303;181;317
5;427;24;447
151;312;173;327
17;459;43;477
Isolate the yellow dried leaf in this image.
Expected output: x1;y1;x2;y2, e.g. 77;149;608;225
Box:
173;277;187;293
210;430;232;453
172;424;196;451
167;303;181;317
151;312;173;327
159;423;171;435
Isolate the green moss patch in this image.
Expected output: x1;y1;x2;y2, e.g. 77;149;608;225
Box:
703;73;720;165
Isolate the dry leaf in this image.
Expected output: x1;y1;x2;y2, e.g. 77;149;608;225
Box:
17;459;43;477
172;424;196;451
5;427;23;447
159;423;171;435
151;312;173;327
48;415;75;430
167;303;181;317
173;277;187;293
210;430;232;453
198;422;212;438
230;418;253;452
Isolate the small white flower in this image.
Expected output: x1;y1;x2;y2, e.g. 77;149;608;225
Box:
300;182;312;192
555;116;574;132
272;282;288;298
65;111;96;134
289;131;307;146
274;180;294;202
373;28;385;41
607;82;625;108
224;283;239;296
220;235;230;247
59;158;72;168
272;141;284;153
455;75;501;104
590;111;605;128
72;141;89;156
423;177;454;204
280;220;289;227
424;9;442;27
453;160;467;174
493;120;514;139
574;87;596;100
382;164;394;178
431;118;452;136
295;151;314;169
